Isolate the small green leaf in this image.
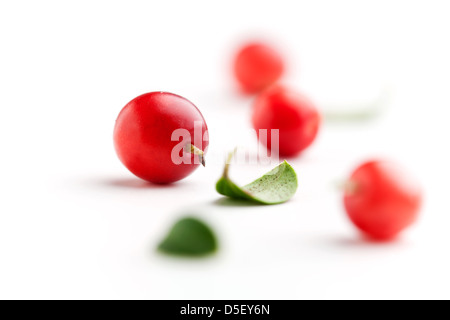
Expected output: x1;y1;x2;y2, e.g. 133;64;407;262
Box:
158;217;218;257
216;153;298;205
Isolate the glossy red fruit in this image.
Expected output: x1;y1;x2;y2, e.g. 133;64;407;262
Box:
252;85;321;157
343;161;422;240
234;42;284;94
114;92;208;184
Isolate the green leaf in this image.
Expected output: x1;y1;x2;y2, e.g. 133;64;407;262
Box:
216;153;298;205
158;217;218;257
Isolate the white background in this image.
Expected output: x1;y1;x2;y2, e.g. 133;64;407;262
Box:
1;0;450;299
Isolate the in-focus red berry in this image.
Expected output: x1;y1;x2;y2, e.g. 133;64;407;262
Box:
252;85;321;157
343;161;422;240
234;42;284;94
114;92;208;184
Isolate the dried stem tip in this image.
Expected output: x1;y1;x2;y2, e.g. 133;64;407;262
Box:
186;144;206;167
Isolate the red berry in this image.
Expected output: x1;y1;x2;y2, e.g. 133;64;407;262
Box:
234;42;284;94
252;85;321;157
343;161;422;240
114;92;208;184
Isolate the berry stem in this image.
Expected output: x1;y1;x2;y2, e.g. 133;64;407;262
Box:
335;180;359;195
187;144;205;167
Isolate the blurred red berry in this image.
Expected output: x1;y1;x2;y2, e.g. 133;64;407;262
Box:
234;42;284;94
343;160;422;240
252;85;321;157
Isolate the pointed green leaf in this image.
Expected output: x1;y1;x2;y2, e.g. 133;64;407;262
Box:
216;154;298;205
158;217;218;257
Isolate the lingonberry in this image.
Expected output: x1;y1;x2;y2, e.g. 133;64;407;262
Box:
234;42;284;94
252;85;321;157
343;160;422;240
114;92;208;184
